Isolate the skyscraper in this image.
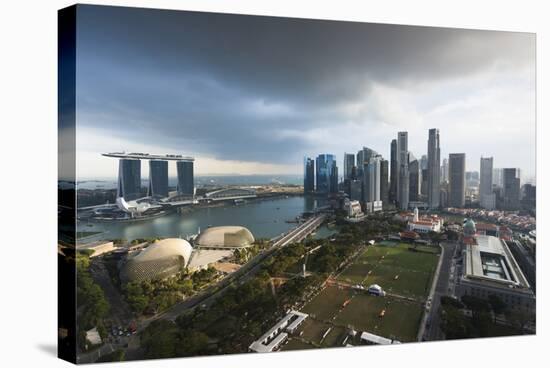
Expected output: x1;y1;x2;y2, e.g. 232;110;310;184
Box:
363;155;382;212
148;160;169;198
479;157;495;209
117;159;141;200
420;155;428;171
502;168;521;210
343;153;355;181
421;168;429;197
409;158;420;202
448;153;466;208
303;157;315;194
176;160;194;197
356;147;377;178
493;168;504;188
441;158;449;183
380;159;389;207
399;160;410;210
389;139;397;204
316;154;337;194
329;163;339;194
427;128;441;208
397;132;409;209
349;179;362;201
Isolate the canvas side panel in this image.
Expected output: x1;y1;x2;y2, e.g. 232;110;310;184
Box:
58;4;77;364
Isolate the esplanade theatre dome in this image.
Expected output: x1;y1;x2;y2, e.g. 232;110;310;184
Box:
121;238;193;282
196;226;255;248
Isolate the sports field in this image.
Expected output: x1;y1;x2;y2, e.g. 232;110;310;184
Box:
336;243;439;300
282;243;440;348
302;286;352;321
333;293;423;342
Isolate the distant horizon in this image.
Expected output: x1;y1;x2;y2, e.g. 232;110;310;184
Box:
65;6;536;180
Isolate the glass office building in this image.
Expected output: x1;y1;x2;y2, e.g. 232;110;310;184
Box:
316;154;337;194
304;157;315;193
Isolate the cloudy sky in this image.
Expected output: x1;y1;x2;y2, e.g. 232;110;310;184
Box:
73;5;535;181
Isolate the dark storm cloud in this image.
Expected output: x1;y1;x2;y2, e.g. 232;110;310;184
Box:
76;4;534;165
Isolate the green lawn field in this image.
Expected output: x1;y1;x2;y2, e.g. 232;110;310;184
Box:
333;293;423;342
302;286;353;321
337;243;439;300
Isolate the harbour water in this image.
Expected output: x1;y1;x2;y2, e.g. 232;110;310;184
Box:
78;196;330;242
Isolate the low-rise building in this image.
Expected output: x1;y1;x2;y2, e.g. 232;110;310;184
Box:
406;207;443;233
360;331;401;345
456;235;535;312
249;310;308;353
77;241;115;257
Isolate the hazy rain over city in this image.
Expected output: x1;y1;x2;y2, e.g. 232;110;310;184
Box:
72;5;535;180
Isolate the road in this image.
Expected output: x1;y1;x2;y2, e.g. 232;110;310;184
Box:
422;241;459;341
144;214;327;324
77;213;326;363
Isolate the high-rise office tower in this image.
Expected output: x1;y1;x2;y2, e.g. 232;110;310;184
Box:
176;160;194;197
521;183;536;210
117;159;141;200
421;168;429;197
441;158;449;183
363;155;382;212
493;168;504;188
349;179;362;201
356;147;377;178
420;155;428;171
427;128;441;208
148;160;169;198
380;159;389;207
397;132;409;209
329;163;339;194
399;160;410;210
448;153;466;208
502;168;521;210
389;139;397;203
343;153;355;181
316;154;337;194
479;157;495;209
409;158;420;202
304;157;315;194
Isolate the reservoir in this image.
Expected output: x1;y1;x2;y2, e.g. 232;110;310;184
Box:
77;196;332;242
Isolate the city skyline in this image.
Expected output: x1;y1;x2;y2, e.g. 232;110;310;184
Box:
69;5;535;181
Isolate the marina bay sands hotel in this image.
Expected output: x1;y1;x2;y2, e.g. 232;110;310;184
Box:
102;152;194;200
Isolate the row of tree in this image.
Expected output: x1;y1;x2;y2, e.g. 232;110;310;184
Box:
76;252;110;351
440;295;533;339
123;267;219;315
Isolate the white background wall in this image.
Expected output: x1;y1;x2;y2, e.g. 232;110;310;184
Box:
0;0;547;367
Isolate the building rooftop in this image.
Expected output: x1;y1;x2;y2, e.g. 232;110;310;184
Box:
360;331;400;345
249;310;308;353
102;152;194;161
196;226;255;248
464;235;530;289
187;249;233;270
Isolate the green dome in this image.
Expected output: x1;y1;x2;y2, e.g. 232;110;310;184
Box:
463;219;476;234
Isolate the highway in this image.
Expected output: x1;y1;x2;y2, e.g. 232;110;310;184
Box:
77;213;327;363
136;214;326;326
422;241;459;341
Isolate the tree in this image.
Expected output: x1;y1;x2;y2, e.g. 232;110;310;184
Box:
488;295;507;322
141;320;178;359
176;330;209;357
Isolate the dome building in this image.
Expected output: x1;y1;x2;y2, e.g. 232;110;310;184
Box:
195;226;255;249
463;218;477;237
121;238;193;282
